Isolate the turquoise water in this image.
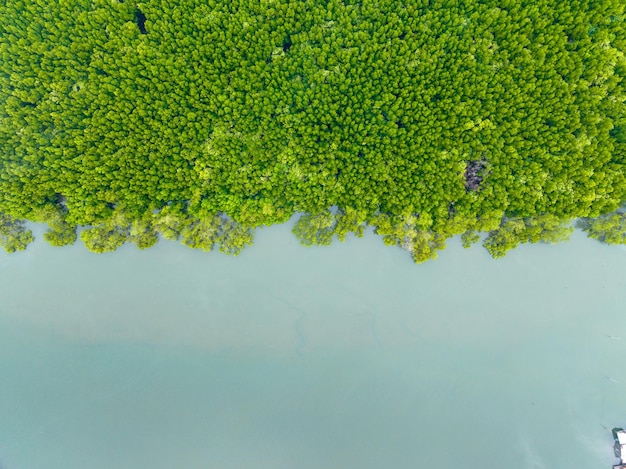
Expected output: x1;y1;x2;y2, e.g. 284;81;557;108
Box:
1;223;625;468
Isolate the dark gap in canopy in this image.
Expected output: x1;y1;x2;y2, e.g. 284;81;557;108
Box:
282;35;293;52
134;8;147;34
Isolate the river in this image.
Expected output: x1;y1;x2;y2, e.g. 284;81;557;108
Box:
0;223;625;468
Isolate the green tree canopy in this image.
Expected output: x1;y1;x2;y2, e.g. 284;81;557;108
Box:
0;0;624;260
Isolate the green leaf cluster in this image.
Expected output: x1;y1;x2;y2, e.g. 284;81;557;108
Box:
483;215;573;258
0;214;34;253
578;212;626;244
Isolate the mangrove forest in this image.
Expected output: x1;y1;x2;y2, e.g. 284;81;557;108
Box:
1;0;625;262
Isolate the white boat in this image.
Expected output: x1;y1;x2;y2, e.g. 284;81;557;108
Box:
613;428;626;469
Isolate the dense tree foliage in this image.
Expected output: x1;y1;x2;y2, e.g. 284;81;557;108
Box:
0;0;625;261
578;210;626;245
0;214;33;252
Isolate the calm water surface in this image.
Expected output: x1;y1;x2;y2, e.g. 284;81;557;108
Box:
1;223;625;468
